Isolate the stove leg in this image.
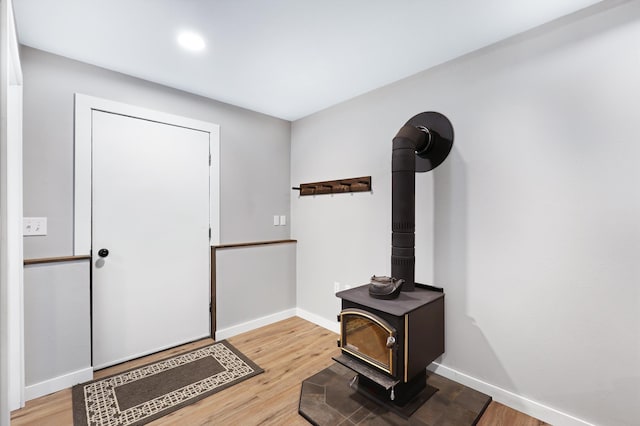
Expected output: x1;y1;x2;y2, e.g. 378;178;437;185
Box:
349;375;358;388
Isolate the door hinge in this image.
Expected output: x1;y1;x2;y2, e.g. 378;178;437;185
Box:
209;154;211;166
209;302;212;313
209;227;211;239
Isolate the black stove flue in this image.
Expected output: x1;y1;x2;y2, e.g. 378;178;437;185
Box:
333;112;453;417
391;112;454;291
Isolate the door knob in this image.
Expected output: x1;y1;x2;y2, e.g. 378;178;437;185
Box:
98;248;109;258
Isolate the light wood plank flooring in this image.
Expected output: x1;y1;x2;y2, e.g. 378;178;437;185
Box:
11;316;548;425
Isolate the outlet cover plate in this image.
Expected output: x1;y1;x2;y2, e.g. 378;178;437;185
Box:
24;217;47;236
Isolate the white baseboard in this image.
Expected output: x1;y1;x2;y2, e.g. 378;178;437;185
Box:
428;363;596;426
215;308;297;340
295;308;339;334
22;312;594;426
25;367;93;401
297;311;594;426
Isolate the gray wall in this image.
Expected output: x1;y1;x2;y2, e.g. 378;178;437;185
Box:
291;2;640;425
22;46;291;257
216;242;296;333
24;261;90;385
21;46;293;391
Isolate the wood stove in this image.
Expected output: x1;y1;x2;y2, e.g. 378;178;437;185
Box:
334;283;444;415
331;112;453;417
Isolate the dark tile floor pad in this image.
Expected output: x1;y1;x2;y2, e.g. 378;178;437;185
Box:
299;363;491;425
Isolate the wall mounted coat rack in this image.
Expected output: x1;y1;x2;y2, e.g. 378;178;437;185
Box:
292;176;371;196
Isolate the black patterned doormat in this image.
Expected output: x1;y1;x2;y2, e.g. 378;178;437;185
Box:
299;363;491;425
72;340;263;426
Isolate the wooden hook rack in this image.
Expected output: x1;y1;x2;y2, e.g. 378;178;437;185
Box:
292;176;372;196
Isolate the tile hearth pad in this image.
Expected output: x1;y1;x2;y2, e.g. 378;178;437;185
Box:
299;363;491;425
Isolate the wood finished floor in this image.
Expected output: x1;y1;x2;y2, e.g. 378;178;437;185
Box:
11;317;549;425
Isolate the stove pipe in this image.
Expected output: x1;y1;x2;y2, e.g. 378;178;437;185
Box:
391;112;454;291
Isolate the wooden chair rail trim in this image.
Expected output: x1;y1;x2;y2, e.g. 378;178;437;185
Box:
213;239;297;249
210;239;297;337
24;255;91;265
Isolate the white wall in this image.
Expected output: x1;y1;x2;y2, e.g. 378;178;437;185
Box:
5;74;22;413
20;46;293;400
291;2;640;425
23;261;90;400
0;0;23;420
291;112;436;323
21;46;292;259
215;242;297;339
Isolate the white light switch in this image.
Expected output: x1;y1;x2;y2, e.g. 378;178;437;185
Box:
23;217;47;236
273;215;280;226
280;215;286;226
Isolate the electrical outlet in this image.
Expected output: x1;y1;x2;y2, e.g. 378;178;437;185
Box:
23;217;47;236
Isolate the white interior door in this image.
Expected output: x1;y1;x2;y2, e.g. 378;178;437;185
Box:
91;110;210;369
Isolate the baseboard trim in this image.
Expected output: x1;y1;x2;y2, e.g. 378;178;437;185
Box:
428;363;596;426
215;308;297;340
295;308;339;334
297;311;595;426
25;367;93;401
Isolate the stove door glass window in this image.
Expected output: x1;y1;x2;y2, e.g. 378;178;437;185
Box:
341;309;395;375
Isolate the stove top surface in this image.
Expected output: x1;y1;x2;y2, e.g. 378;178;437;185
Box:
336;283;444;316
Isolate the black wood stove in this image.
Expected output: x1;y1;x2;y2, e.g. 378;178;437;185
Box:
334;284;444;416
333;112;453;417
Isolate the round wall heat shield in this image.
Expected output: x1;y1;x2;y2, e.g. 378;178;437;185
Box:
406;112;454;172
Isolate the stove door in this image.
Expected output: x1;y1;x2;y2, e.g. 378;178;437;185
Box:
340;308;397;376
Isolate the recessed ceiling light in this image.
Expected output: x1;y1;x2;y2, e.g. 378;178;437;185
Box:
177;31;206;51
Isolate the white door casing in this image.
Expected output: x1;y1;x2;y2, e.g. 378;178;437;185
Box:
74;94;220;254
74;95;220;369
1;0;25;415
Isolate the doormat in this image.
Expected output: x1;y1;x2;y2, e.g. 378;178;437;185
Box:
299;363;491;425
73;340;263;426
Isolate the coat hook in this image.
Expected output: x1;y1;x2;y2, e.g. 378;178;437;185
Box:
293;176;371;196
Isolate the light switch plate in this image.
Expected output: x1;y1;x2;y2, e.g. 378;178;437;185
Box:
23;217;47;236
280;215;286;226
273;215;280;226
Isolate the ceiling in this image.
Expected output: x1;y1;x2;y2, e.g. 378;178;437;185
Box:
13;0;603;121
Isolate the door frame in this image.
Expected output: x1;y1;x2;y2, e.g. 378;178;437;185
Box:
74;94;220;254
1;0;25;414
73;94;220;347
